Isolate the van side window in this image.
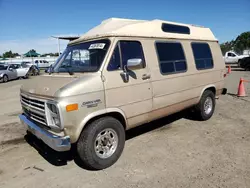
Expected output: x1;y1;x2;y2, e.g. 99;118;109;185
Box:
191;43;213;70
155;42;187;74
107;41;145;71
107;45;121;71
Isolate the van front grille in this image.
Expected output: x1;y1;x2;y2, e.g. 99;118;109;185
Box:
21;95;45;112
21;94;48;127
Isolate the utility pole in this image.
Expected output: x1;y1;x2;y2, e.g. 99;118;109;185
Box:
58;38;61;56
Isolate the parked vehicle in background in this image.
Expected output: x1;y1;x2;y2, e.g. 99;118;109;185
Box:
35;60;50;68
223;51;249;66
21;61;33;67
19;18;227;170
243;50;250;56
0;64;18;82
11;63;30;78
239;57;250;71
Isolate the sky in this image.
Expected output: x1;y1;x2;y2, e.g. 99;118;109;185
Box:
0;0;249;54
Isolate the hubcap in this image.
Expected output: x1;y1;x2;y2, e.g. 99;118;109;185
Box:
204;97;213;115
94;128;118;159
3;76;7;82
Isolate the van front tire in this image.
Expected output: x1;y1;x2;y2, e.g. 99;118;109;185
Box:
77;117;125;170
195;90;215;121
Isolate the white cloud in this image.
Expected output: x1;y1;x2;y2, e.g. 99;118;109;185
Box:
0;37;73;54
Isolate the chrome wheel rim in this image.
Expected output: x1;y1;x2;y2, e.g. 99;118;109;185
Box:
3;76;7;82
94;128;118;159
204;97;213;115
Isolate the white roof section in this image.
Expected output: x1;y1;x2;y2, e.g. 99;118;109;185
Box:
71;18;217;44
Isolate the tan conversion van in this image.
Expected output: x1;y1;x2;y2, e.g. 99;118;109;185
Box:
19;18;227;170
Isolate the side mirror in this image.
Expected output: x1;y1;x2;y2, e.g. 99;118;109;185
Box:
127;58;143;70
120;58;143;83
9;68;13;71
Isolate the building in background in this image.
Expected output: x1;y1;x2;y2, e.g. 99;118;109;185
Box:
243;50;250;55
0;35;80;66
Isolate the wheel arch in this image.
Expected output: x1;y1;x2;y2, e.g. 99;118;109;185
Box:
198;85;216;101
3;74;8;82
74;108;127;142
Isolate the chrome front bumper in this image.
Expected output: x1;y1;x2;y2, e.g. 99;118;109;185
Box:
19;114;71;152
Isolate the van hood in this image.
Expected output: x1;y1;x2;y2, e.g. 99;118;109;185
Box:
20;73;103;99
20;75;77;98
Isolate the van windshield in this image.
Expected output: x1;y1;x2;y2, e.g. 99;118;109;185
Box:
53;39;110;73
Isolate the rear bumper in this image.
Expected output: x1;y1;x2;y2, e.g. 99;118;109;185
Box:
19;114;71;152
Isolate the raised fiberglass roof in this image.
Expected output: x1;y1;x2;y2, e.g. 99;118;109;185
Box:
70;18;217;44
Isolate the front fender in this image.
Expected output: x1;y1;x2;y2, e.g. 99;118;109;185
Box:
71;108;127;143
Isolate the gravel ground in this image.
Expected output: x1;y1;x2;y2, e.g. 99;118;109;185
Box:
0;70;250;188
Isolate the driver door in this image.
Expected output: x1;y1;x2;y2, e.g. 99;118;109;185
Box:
8;65;18;80
227;52;237;63
103;40;152;129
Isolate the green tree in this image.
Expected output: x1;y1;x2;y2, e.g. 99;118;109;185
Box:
2;51;20;58
41;52;59;57
3;51;13;58
220;31;250;55
220;40;235;55
234;32;250;53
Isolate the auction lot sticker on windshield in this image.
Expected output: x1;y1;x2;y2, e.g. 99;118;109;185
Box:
89;43;106;50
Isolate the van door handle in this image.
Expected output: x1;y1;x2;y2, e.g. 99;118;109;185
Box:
142;74;151;80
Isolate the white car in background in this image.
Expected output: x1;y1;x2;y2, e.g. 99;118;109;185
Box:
34;60;50;68
223;51;249;66
12;63;30;78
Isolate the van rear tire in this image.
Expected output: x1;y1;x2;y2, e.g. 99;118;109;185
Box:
195;90;215;121
77;117;125;170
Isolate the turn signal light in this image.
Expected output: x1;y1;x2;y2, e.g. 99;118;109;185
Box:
66;103;78;112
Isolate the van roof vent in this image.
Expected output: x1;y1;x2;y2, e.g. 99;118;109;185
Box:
161;23;190;35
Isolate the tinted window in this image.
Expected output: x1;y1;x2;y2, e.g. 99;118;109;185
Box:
192;43;213;70
107;45;121;71
162;23;190;34
228;53;236;57
13;64;20;69
0;65;8;70
107;41;145;71
9;65;14;68
120;41;145;67
155;42;187;74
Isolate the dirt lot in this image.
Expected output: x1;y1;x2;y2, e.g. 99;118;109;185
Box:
1;70;250;188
